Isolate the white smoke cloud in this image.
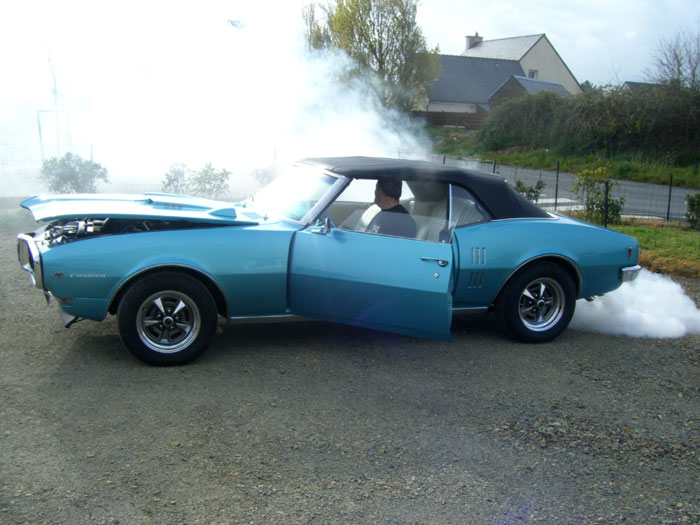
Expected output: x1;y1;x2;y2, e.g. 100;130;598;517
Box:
1;1;430;197
571;269;700;338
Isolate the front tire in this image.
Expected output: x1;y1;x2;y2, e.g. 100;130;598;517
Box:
118;272;218;365
498;262;576;343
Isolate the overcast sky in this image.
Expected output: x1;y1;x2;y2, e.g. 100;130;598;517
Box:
1;0;698;186
416;0;700;86
3;0;698;105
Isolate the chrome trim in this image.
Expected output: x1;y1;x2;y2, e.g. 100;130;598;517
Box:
420;256;448;267
467;271;485;288
136;289;202;354
17;234;45;290
448;184;454;226
621;265;642;282
517;276;566;332
300;173;349;226
472;247;487;265
451;306;489;312
227;314;306;324
59;308;78;327
489;216;560;223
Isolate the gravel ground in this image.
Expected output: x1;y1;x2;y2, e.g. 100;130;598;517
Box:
1;208;699;524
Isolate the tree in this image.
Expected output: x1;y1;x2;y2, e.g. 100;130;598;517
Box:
161;163;189;195
648;23;700;90
304;0;440;111
161;163;231;199
571;168;625;225
579;80;597;92
40;152;109;193
514;178;546;203
189;164;231;198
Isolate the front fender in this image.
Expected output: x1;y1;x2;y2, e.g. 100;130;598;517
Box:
41;224;296;322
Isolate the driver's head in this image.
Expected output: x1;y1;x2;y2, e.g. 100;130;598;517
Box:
376;177;402;200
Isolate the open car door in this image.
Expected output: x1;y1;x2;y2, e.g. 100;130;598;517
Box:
288;227;453;340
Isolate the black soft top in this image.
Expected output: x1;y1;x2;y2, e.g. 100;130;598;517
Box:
301;156;549;220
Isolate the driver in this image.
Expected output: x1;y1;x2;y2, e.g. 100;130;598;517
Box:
366;177;417;238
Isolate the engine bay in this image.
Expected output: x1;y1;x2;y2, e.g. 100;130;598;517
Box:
42;218;212;244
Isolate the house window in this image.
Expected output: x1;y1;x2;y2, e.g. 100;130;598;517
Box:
528;70;538;79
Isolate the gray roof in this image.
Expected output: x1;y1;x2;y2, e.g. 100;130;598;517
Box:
509;76;570;97
622;81;660;93
430;55;524;104
462;34;544;60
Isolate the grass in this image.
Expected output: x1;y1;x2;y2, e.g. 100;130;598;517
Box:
611;220;700;278
488;150;700;189
422;126;480;157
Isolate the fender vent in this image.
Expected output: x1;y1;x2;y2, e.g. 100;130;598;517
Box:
467;271;485;288
472;247;487;265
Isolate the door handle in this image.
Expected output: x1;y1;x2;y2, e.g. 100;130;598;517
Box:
421;257;448;267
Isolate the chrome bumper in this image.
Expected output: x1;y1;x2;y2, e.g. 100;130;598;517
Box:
17;234;45;290
621;265;642;282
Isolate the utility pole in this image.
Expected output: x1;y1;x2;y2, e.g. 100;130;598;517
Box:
47;51;60;157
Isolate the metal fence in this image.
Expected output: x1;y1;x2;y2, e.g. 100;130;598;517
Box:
425;154;698;224
1;144;697;223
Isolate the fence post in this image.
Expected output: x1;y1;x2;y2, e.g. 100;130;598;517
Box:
604;181;609;228
443;155;446;165
492;160;497;174
554;160;560;211
666;173;673;221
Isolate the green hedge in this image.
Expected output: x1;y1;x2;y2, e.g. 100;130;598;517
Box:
478;86;700;166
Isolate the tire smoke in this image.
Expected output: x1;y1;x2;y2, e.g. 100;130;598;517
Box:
570;269;700;338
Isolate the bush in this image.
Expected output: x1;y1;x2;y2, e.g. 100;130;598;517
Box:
40;153;109;193
572;167;625;225
514;179;545;203
477;85;700;166
161;163;231;199
686;192;700;229
252;166;277;188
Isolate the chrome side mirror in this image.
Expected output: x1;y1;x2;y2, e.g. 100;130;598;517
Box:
310;215;332;235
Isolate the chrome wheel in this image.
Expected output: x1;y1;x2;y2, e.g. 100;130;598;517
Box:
518;277;565;332
136;290;201;354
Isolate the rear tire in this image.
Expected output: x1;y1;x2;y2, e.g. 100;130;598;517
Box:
498;262;576;343
118;272;218;365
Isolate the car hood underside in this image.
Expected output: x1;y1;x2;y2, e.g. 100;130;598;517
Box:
21;193;262;225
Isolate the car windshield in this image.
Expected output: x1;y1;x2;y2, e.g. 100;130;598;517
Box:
249;165;338;222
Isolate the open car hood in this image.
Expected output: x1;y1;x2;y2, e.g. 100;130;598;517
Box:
21;193;263;225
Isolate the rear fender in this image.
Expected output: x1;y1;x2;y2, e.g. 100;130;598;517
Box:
494;255;582;307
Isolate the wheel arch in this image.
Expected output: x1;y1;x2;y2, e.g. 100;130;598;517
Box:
495;255;582;306
108;265;229;318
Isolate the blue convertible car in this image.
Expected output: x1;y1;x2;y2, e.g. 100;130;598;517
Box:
17;157;640;365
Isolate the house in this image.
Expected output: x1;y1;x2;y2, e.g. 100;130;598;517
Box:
621;81;660;93
418;33;582;127
461;33;582;95
489;75;571;108
422;55;523;125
